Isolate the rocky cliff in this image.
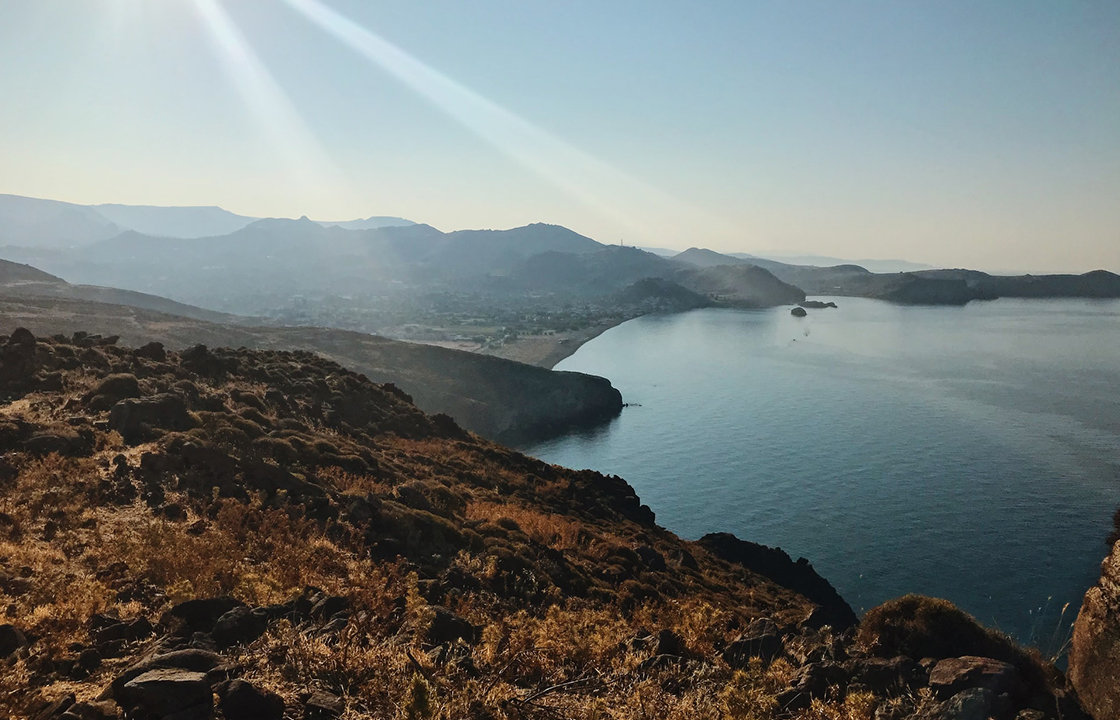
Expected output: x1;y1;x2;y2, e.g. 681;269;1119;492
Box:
1070;514;1120;719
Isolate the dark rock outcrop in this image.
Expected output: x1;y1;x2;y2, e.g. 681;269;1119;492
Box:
791;306;808;317
108;393;196;442
929;656;1024;700
217;679;284;720
697;533;858;629
425;605;478;646
0;623;28;658
913;687;1009;720
117;668;213;719
303;691;343;720
722;618;782;667
211;606;268;648
161;597;245;636
110;648;224;697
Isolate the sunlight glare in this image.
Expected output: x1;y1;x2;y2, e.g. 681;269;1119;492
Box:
190;0;346;205
281;0;725;244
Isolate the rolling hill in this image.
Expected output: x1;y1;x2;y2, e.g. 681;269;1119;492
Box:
0;290;622;444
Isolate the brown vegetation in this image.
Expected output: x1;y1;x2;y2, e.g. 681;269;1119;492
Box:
0;329;1085;719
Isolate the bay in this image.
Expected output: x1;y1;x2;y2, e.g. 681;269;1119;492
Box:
525;297;1120;647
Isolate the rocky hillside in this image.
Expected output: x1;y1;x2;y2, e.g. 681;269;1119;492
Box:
0;329;1086;719
675;265;807;308
0;294;623;444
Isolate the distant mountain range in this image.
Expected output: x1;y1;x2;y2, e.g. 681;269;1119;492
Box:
641;245;932;273
0;193;414;245
730;253;933;274
1;193;1117;320
671;247;1120;304
0;215;806;312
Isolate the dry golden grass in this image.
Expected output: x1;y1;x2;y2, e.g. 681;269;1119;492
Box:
1;335;1075;720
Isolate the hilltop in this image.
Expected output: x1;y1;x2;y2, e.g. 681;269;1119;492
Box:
0;329;1088;719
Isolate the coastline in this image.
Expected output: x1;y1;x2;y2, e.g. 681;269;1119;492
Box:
481;318;626;369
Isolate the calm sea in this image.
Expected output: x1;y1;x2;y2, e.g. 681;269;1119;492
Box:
525;297;1120;647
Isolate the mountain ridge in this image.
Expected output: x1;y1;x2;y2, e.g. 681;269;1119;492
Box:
0;193;414;244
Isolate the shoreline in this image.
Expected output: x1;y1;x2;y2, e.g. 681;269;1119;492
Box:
481;318;627;369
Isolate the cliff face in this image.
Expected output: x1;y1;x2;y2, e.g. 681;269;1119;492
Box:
1070;536;1120;719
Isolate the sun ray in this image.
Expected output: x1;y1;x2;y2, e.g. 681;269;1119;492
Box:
280;0;725;243
190;0;345;206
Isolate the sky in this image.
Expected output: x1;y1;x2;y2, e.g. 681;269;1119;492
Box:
0;1;1118;272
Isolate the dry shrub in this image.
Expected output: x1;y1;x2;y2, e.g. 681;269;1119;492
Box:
466;500;587;550
857;595;1059;691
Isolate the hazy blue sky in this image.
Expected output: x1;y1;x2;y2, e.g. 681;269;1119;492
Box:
1;1;1118;271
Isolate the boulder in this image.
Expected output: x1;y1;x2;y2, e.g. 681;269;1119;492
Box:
304;690;343;720
9;327;35;347
635;545;667;571
0;622;28;658
118;668;212;719
722;617;783;668
162;597;245;635
134;342;168;362
776;662;848;711
92;616;153;646
23;431;90;457
1;328;38;385
217;679;284;720
212;606;268;648
913;688;1010;720
791;306;808;317
108;393;195;442
844;655;924;694
58;701;119;720
653;628;686;657
1070;539;1120;720
29;694;74;720
310;595;349;621
426;605;478;646
84;374;141;410
929;656;1024;700
111;648;224;697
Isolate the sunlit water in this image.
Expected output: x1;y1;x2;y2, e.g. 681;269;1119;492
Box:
524;298;1120;647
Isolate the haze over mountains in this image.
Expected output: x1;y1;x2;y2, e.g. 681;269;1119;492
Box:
0;193;414;246
2;188;1113;452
